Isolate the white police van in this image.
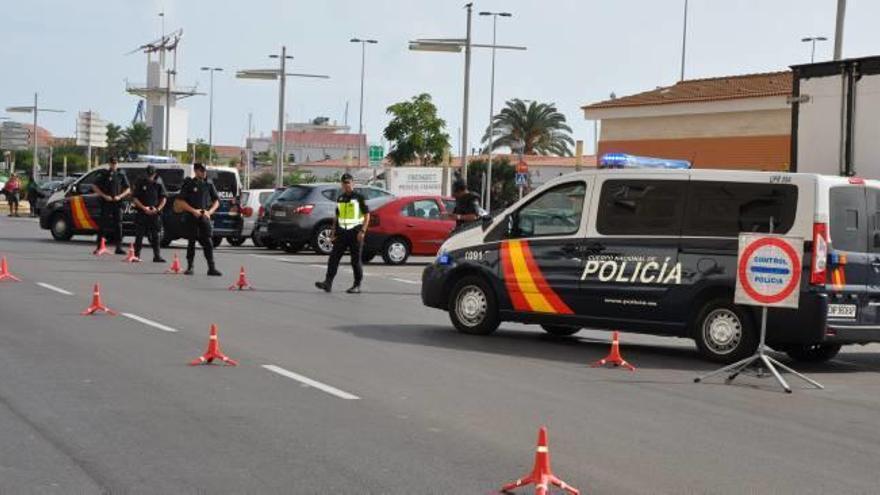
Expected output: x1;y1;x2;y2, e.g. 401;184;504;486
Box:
421;155;880;363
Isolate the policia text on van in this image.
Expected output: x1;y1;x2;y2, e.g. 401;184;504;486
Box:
421;167;880;364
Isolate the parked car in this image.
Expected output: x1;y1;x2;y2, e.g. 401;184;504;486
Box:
229;188;277;246
364;195;456;264
33;178;75;216
267;183;394;255
252;188;287;249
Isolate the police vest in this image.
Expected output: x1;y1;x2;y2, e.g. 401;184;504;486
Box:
337;198;365;229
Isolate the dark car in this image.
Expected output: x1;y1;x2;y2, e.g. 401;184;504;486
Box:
252;187;287;249
267;183;394;255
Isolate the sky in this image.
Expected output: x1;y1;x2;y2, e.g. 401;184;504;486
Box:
2;0;879;156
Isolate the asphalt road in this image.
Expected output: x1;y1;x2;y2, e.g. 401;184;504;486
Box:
1;215;880;494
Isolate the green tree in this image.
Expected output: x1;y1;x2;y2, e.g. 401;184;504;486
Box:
465;157;518;211
481;99;574;156
383;93;450;166
181;139;217;164
123;122;152;155
283;169;317;186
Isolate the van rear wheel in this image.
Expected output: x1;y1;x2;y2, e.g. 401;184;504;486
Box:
693;298;758;363
785;343;841;363
449;276;499;335
541;324;581;336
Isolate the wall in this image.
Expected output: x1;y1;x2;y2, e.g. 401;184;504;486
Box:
598;135;790;171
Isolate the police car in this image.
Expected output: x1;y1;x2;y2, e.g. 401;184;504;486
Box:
421;154;880;363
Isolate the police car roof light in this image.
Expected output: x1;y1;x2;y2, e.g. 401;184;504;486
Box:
599;153;691;170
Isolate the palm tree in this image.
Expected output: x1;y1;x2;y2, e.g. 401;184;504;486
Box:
105;123;124;160
481;99;574;156
123;122;152;155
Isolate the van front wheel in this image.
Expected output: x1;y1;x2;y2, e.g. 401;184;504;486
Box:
693;299;758;363
449;276;499;335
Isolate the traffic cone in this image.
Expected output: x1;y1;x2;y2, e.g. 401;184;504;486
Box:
189;324;238;366
81;283;118;316
93;238;110;256
228;266;254;290
0;257;21;282
590;331;635;371
122;243;141;263
165;254;183;274
500;427;580;495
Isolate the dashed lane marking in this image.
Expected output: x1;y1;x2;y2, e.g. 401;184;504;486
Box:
261;364;360;400
36;283;73;296
121;313;179;333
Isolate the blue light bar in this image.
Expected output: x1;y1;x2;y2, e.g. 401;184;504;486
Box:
600;153;691;169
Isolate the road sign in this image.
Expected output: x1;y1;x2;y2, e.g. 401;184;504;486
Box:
515;172;528;186
76;111;108;148
516;160;528;174
735;234;803;308
0;122;30;151
369;145;384;167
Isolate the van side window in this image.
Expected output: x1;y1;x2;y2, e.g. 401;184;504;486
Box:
683;182;798;236
510;182;585;238
597;180;686;236
830;186;866;252
75;170;101;194
868;189;880;252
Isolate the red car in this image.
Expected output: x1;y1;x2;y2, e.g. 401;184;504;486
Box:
364;195;456;264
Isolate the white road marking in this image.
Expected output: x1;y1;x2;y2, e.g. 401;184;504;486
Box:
389;277;420;285
36;283;73;295
309;264;325;269
121;313;179;333
261;364;360;400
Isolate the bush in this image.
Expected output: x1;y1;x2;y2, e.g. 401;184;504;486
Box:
465;157;518;211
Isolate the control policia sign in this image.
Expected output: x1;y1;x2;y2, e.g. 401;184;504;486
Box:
735;234;803;309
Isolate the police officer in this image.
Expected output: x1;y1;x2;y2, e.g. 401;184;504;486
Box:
450;179;486;228
92;157;131;255
132;165;167;262
315;173;370;294
174;162;222;276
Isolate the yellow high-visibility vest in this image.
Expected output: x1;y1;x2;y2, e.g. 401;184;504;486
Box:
337;198;364;229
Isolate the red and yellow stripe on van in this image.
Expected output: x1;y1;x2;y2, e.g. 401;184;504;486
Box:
69;196;98;230
500;240;573;314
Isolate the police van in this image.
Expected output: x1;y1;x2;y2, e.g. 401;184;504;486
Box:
421;159;880;363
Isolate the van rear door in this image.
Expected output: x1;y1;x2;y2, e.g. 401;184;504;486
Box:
827;185;869;324
861;187;880;326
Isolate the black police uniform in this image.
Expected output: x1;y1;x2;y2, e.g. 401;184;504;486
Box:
323;191;369;289
179;176;219;271
94;168;130;253
453;191;482;228
132;176;167;261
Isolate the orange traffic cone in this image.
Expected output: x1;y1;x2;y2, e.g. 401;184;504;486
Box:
93;237;110;256
591;331;635;371
165;254;183;274
81;283;118;316
501;427;580;495
228;266;253;290
0;256;21;282
189;324;238;366
122;243;141;263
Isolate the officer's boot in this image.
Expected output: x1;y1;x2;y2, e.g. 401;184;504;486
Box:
206;260;222;277
184;258;194;275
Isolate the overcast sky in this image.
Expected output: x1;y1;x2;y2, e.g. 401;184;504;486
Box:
3;0;878;155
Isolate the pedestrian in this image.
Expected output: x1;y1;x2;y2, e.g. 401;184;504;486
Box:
92;157;130;255
4;173;21;217
131;165;167;263
174;162;221;276
26;173;42;218
450;179;486;228
315;173;370;294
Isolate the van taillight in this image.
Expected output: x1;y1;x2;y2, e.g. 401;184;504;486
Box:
258;206;265;218
242;207;254;217
811;222;828;285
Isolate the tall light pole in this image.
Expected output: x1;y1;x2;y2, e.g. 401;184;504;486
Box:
350;38;378;167
833;0;846;60
6;93;64;178
801;36;828;63
409;4;525;185
200;66;223;164
237;46;330;188
680;0;688;81
479;11;511;214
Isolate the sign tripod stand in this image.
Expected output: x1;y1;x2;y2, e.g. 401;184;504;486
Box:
695;219;824;393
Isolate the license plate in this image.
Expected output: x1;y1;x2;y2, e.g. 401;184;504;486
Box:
273;211;286;218
828;303;857;319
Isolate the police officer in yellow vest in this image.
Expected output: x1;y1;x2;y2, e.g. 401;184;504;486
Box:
315;173;370;294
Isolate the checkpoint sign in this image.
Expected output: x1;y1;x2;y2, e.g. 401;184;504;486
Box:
735;234;803;309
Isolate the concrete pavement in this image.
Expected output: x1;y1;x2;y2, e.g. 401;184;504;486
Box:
1;215;879;494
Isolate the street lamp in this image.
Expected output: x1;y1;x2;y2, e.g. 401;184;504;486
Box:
680;0;688;81
801;36;828;63
6;93;64;178
478;10;511;214
350;38;378;167
237;46;329;188
200;66;223;164
409;4;525;185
